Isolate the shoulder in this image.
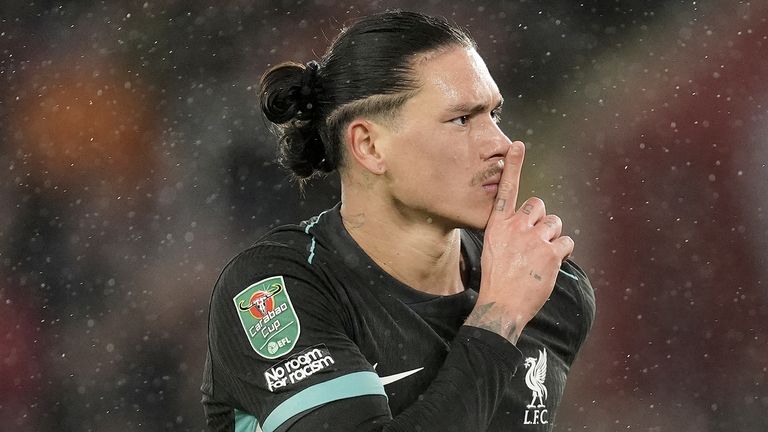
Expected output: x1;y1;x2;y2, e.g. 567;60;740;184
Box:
209;205;353;318
206;222;350;360
208;222;334;315
220;234;314;285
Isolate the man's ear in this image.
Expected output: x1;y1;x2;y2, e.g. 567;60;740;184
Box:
344;118;387;175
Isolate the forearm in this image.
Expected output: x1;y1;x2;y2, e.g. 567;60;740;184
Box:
385;326;522;431
287;326;523;432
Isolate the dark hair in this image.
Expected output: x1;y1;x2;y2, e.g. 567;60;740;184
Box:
259;10;476;182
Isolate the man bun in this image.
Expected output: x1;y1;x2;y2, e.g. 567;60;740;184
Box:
260;61;329;180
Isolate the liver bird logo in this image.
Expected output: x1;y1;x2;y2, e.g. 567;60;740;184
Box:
524;349;548;408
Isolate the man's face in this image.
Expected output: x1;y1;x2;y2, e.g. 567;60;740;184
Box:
377;46;512;230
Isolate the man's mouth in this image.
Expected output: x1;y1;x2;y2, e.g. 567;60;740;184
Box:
482;182;499;193
482;173;501;187
473;162;504;187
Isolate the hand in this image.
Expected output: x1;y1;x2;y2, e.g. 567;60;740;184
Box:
465;141;574;345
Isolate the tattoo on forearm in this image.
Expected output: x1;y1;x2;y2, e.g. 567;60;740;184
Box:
529;270;542;281
495;199;506;212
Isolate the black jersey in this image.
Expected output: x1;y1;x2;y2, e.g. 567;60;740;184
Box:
201;203;595;432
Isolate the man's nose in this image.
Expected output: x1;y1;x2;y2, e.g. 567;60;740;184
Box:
477;119;512;160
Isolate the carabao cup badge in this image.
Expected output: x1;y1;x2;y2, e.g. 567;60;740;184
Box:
233;276;300;359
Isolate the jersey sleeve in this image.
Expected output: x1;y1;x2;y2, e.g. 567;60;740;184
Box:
283;326;524;432
203;244;524;432
560;258;596;356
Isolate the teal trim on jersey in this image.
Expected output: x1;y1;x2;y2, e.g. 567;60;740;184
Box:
304;209;331;264
234;409;261;432
307;237;318;264
559;268;579;281
261;371;386;432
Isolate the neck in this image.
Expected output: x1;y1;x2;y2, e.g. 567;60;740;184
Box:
340;183;466;296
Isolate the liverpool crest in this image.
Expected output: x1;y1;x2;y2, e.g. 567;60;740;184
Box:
523;349;549;425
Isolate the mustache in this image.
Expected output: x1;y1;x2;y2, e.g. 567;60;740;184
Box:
470;162;504;186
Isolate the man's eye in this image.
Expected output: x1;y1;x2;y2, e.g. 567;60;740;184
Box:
451;115;470;126
491;108;502;123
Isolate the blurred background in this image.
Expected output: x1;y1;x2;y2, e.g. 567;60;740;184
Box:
1;0;766;431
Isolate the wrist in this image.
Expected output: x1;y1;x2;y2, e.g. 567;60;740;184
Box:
465;301;526;345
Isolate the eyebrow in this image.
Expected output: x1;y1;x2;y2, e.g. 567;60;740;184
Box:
446;96;504;115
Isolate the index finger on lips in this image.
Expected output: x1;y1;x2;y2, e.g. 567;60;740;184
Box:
491;141;525;220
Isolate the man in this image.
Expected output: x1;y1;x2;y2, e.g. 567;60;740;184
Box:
202;10;594;432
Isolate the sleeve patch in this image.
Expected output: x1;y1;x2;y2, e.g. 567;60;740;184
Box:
264;344;336;392
233;275;301;359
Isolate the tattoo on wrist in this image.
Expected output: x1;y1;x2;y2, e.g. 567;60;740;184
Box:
506;323;519;342
529;270;542;281
467;302;494;322
465;301;519;344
